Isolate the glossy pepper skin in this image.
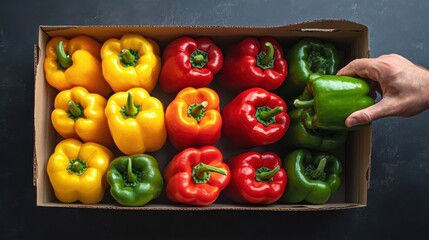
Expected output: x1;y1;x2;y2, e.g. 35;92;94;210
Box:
51;86;114;147
281;149;342;204
294;73;375;131
101;34;161;93
44;36;112;96
163;146;230;206
218;37;288;93
106;154;163;207
159;37;223;93
105;87;167;155
225;152;287;204
165;87;222;150
281;108;347;151
276;38;340;100
221;88;290;148
46;139;114;204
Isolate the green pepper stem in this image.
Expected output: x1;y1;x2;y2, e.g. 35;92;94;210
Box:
125;92;139;117
258;106;283;121
193;162;227;184
127;158;137;183
120;49;136;64
68;100;83;118
119;49;140;67
307;51;330;74
190;101;208;119
190;49;208;68
71;161;83;172
193;54;205;64
311;157;327;179
56;41;73;69
196;163;227;177
260;42;274;66
67;158;87;175
256;165;280;182
293;99;314;109
121;49;136;64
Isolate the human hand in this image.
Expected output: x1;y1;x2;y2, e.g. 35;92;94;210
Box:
336;54;429;128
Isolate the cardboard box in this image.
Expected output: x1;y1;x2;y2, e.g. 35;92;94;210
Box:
34;19;371;211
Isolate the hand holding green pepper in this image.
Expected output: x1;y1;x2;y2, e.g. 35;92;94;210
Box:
337;54;429;127
294;73;375;131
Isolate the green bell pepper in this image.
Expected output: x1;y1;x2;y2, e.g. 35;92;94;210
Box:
294;73;375;131
276;38;340;100
107;154;163;207
281;149;342;204
282;108;348;151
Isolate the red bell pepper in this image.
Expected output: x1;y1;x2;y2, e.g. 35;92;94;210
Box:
163;146;230;206
221;87;290;148
159;36;223;93
165;87;222;150
218;37;288;93
225;151;287;204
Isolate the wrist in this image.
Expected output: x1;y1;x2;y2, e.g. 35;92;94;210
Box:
419;66;429;109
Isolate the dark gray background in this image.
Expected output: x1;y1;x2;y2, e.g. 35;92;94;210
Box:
1;0;429;239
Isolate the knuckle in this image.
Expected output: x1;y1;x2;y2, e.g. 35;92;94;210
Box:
358;111;373;124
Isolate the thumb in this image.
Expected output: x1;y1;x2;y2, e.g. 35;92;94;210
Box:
345;101;390;128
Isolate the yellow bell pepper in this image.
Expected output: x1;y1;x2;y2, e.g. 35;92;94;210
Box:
51;86;114;147
105;87;167;155
100;34;161;93
43;35;112;97
47;139;114;204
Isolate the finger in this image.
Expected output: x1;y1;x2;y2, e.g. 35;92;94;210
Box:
345;100;393;127
337;58;380;82
337;58;369;76
338;59;383;98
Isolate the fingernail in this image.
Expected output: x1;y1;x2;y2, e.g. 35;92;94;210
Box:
348;117;357;127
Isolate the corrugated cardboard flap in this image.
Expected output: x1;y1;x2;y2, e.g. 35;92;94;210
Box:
279;18;368;31
38;19;368;46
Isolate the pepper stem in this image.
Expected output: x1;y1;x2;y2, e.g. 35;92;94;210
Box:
67;158;88;175
311;157;327;179
258;106;283;121
56;41;73;69
260;42;274;66
188;101;208;122
68;100;83;118
255;106;283;126
293;99;314;109
257;42;275;69
120;49;136;64
256;165;280;182
307;51;330;74
126;158;137;183
72;161;83;172
190;49;208;68
193;54;205;64
125;92;138;117
192;162;227;184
